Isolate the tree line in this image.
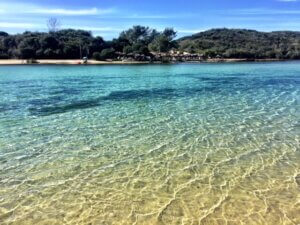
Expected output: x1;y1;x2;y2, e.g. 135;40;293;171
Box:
1;26;300;60
0;26;177;60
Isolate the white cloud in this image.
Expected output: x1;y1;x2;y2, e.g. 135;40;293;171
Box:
0;2;115;16
28;7;115;16
0;22;40;28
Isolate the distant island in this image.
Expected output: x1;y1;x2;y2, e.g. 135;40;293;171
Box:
1;26;300;63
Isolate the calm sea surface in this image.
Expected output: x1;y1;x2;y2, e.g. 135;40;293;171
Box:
0;62;299;225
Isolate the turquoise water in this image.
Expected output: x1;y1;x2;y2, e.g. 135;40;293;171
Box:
0;62;299;225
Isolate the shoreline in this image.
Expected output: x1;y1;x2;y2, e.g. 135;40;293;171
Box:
0;59;151;65
0;58;294;65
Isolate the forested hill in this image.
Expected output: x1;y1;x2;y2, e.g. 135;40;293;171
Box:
178;28;300;59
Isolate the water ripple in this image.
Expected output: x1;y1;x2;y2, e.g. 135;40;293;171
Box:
0;63;299;224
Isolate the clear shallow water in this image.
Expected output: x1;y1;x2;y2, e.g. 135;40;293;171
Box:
0;62;299;225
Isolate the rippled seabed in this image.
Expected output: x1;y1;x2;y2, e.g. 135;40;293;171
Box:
0;63;299;225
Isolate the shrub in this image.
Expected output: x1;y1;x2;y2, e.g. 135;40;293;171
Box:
19;48;36;59
123;46;133;54
100;48;115;60
93;52;102;61
0;52;9;59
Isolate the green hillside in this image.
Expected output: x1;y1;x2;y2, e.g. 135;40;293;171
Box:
178;28;300;59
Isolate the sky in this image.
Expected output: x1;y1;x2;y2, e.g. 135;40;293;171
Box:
1;0;300;39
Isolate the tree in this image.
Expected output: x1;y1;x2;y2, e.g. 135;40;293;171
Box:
18;36;40;59
89;36;106;57
149;28;177;53
120;26;150;44
111;37;130;52
92;52;102;61
119;26;159;46
163;28;177;40
123;45;133;54
3;36;16;50
100;48;115;59
0;31;8;37
40;35;59;49
63;42;80;59
19;47;36;59
47;18;61;32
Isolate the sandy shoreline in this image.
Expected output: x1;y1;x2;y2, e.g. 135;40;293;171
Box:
0;58;289;65
0;59;152;65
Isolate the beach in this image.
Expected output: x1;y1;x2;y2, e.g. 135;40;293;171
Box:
0;58;287;65
0;59;151;65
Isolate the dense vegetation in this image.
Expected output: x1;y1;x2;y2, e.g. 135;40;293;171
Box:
1;27;300;60
0;26;176;60
179;28;300;59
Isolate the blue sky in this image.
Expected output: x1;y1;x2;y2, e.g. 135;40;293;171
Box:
1;0;300;39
